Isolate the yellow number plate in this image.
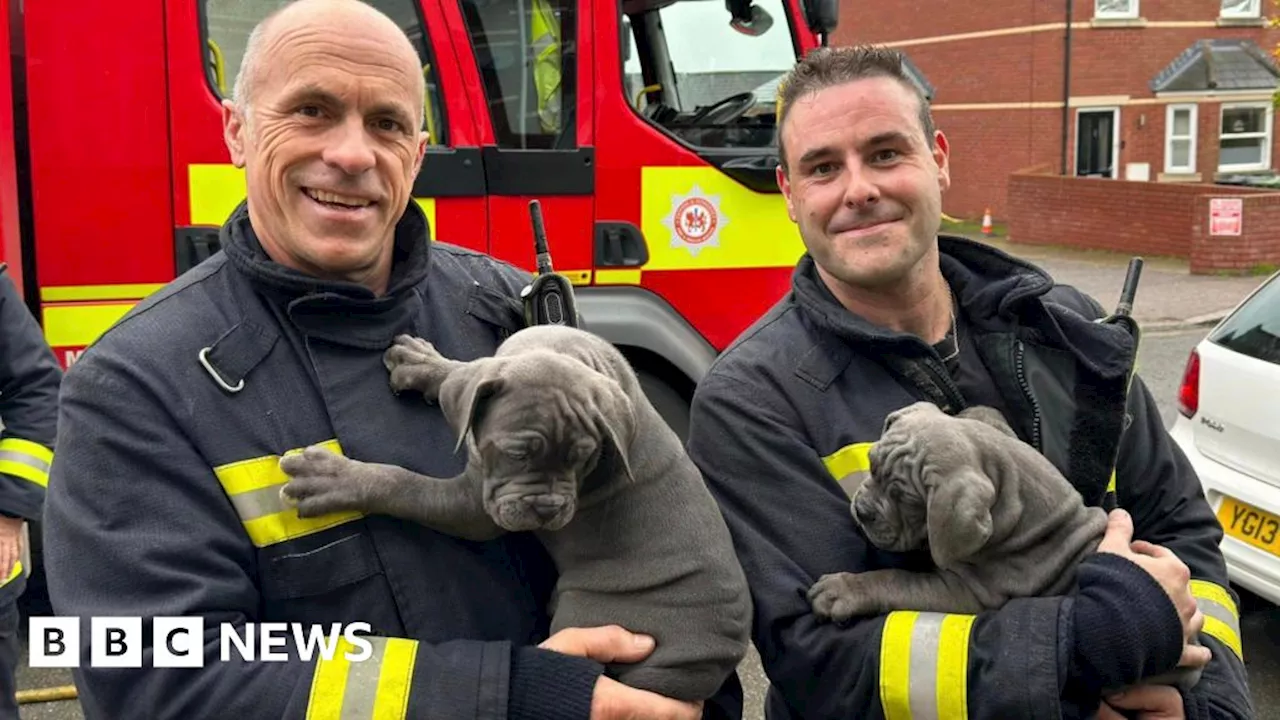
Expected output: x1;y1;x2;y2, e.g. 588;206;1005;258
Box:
1219;496;1280;556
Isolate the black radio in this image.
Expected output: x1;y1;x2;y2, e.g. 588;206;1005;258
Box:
519;199;580;328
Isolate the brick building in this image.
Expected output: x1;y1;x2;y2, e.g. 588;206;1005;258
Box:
833;0;1280;222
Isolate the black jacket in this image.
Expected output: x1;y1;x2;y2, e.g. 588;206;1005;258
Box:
688;236;1252;719
43;203;603;720
0;264;61;606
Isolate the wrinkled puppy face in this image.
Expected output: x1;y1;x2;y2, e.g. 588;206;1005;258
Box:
855;403;936;552
439;351;634;533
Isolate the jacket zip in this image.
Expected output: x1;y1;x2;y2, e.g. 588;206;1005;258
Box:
1014;339;1043;451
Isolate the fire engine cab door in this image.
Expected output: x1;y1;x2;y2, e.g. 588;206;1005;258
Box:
443;0;596;280
167;0;491;273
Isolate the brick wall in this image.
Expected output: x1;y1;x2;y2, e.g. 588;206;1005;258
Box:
1007;169;1280;273
1191;194;1280;273
830;0;1280;222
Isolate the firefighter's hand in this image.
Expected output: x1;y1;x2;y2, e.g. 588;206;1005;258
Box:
539;626;703;720
1097;509;1211;671
0;516;22;581
1096;685;1186;719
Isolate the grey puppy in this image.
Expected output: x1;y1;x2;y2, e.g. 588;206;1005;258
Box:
807;400;1200;690
278;324;752;702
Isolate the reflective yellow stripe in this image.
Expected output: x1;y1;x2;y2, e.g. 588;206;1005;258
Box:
212;440;364;548
0;438;53;488
879;611;975;720
880;612;914;720
1191;580;1243;661
40;284;165;302
42;302;135;349
593;269;640;285
822;442;874;498
307;636;418;720
559;269;593;286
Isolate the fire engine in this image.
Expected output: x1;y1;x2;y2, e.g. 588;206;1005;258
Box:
0;0;837;437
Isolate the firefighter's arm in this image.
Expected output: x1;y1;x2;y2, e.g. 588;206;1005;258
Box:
42;351;602;720
687;371;1185;720
0;266;61;522
1113;373;1254;719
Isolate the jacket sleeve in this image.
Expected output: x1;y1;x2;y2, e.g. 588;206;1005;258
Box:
43;347;601;720
1112;373;1254;719
0;266;61;522
688;369;1183;720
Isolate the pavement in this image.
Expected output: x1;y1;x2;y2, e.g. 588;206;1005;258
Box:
963;232;1273;331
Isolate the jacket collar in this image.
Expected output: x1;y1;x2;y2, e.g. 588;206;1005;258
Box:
219;199;433;348
791;234;1134;378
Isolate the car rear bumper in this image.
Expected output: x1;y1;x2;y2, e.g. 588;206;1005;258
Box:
1171;416;1280;606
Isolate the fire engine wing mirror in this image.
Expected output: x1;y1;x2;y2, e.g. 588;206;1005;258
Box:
726;0;773;36
802;0;838;37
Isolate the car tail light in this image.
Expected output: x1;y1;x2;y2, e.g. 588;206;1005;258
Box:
1178;349;1200;418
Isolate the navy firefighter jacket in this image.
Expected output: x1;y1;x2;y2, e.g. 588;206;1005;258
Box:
688;236;1253;720
42;201;604;720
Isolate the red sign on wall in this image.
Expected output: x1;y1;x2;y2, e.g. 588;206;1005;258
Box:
1210;198;1243;237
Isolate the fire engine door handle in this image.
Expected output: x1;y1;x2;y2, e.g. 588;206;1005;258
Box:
594;222;648;267
174;226;223;276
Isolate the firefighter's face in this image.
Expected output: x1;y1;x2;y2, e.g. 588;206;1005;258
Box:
777;77;950;293
221;3;427;293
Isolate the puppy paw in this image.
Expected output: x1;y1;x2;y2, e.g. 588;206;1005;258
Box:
807;572;869;624
384;335;447;396
279;446;364;518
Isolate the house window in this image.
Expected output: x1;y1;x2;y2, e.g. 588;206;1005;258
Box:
1165;104;1197;174
1219;103;1272;172
1220;0;1261;18
1095;0;1138;19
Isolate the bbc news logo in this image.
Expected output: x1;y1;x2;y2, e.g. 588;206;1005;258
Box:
29;618;374;668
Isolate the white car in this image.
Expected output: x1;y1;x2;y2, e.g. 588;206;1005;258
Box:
1170;270;1280;605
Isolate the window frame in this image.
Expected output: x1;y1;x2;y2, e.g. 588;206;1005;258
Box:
1165;103;1198;174
196;0;451;146
1218;101;1273;173
457;0;578;150
1094;0;1139;19
1220;0;1261;19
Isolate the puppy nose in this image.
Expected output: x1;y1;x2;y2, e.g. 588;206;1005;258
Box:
527;496;565;520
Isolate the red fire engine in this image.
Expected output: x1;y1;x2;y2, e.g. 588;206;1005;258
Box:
0;0;837;436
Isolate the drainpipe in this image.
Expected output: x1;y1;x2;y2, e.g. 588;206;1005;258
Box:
1061;0;1073;175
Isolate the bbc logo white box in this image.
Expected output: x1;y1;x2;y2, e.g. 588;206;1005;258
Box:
91;617;142;668
154;617;204;668
29;617;79;668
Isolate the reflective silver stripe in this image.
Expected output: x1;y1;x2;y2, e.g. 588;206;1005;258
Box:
229;485;289;521
0;450;49;475
907;615;942;719
340;636;387;716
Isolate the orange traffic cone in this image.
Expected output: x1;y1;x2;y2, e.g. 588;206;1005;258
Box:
981;208;993;235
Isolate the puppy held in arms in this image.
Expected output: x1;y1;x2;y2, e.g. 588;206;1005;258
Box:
278;325;752;702
808;401;1201;692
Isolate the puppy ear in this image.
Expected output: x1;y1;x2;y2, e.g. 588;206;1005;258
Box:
925;469;996;568
592;378;637;483
882;401;938;433
438;358;506;453
957;405;1018;439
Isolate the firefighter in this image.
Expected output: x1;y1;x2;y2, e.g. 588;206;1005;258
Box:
0;264;61;716
686;45;1254;719
41;1;699;718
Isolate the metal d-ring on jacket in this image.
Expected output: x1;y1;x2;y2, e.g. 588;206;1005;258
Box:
42;202;607;720
687;235;1253;720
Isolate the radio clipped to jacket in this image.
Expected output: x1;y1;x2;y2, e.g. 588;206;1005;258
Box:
519;199;581;328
